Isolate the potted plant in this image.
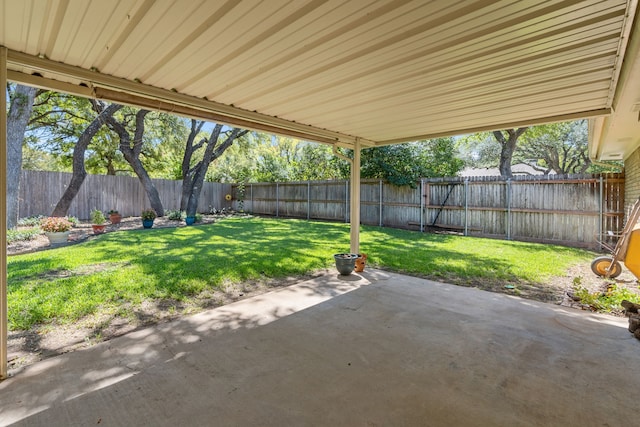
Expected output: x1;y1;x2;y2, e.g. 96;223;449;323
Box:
141;209;157;229
333;253;358;275
108;209;122;224
90;209;107;234
355;253;367;272
40;216;73;246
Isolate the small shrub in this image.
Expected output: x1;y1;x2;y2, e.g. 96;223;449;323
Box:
90;209;106;225
572;283;640;313
166;210;185;221
7;227;40;244
141;209;157;220
17;215;44;227
194;212;203;223
67;216;79;227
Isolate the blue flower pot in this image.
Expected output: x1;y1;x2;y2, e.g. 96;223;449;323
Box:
185;216;196;225
142;219;154;229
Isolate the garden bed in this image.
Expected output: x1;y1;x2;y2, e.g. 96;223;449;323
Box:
7;214;220;256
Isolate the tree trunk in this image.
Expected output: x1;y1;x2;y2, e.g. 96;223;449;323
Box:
51;102;123;217
105;109;165;217
6;84;37;228
123;150;164;217
493;128;528;178
180;119;205;211
184;125;248;216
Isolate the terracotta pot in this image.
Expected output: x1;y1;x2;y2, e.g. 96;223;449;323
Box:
355;253;367;272
109;213;122;224
92;224;107;235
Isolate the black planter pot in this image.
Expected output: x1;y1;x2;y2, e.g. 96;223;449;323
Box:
334;253;358;275
185;216;196;225
142;219;154;229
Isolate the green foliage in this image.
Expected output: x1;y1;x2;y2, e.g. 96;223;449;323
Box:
7;227;41;244
17;215;44;227
23;91;189;178
360;138;464;186
236;181;246;212
457;120;597;175
587;161;623;174
457;132;500;169
166;210;185;221
572;282;640;312
90;209;106;225
7;218;591;330
141;209;157;220
519;120;590;174
419;138;466;177
206;135;349;183
25;93;99;172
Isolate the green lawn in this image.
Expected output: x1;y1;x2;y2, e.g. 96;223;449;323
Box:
7;217;593;330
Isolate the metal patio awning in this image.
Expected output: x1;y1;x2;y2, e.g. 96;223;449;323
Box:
2;0;640;379
2;0;636;148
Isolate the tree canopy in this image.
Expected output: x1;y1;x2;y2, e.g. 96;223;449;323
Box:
458;120;621;176
11;86;621;214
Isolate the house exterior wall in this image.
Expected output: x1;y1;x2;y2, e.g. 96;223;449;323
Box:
625;147;640;213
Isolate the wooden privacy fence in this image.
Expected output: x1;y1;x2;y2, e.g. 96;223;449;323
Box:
232;174;625;248
19;170;232;219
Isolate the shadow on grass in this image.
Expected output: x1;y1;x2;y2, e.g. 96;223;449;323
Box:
6;217;593;334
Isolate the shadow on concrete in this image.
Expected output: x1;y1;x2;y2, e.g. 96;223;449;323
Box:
1;270;638;426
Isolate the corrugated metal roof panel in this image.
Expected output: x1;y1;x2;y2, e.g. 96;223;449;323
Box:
1;0;636;147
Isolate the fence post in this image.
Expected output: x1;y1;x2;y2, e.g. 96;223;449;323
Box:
307;181;311;220
419;179;424;232
379;180;383;227
599;175;604;251
464;179;469;236
345;180;349;223
506;179;512;240
250;183;253;214
276;182;279;217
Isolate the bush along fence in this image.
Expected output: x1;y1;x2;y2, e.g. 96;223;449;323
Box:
19;170;232;220
231;174;625;249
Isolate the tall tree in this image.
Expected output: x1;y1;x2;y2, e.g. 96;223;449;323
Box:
180;119;206;209
6;84;38;228
104;108;166;216
51;101;123;216
518;120;590;174
181;121;248;216
492;128;528;177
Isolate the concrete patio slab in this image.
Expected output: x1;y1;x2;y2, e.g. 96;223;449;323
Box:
0;269;638;426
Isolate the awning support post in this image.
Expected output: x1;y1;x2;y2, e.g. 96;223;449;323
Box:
332;142;361;254
1;47;8;381
350;139;361;254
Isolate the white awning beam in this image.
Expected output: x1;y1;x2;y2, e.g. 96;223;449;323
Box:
6;50;376;149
